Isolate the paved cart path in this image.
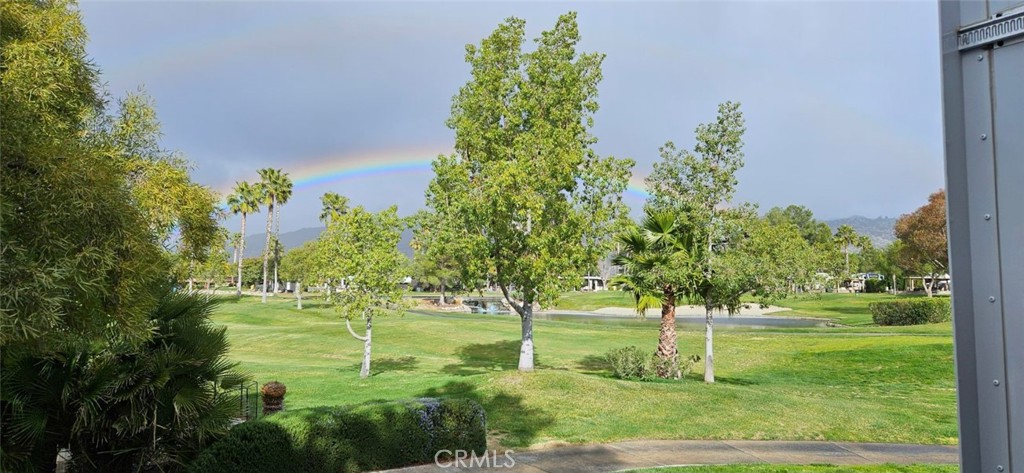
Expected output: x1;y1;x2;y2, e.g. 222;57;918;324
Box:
377;440;958;472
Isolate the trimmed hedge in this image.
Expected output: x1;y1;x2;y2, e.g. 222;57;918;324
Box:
187;398;486;473
869;298;951;326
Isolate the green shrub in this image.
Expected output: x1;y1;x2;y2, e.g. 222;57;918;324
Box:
870;298;951;326
606;347;699;380
187;398;486;473
607;346;656;380
185;422;300;473
864;279;888;293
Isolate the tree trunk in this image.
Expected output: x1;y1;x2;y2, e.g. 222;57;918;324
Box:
844;245;850;275
361;316;372;378
272;263;279;296
345;315;372;378
296;282;302;310
237;214;246;297
261;201;274;303
704;304;715;383
924;274;934;297
274;205;281;294
439;279;446;305
891;274;896;294
656;288;680;379
518;304;535;371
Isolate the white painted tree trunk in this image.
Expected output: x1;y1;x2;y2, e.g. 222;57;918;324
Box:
704;305;715;383
518;304;535;371
346;315;372;378
236;214;246;297
273;206;281;295
295;282;302;310
361;317;372;378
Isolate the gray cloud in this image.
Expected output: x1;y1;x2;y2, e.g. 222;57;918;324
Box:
80;1;944;234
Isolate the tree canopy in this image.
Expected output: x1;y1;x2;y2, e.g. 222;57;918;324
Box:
895;190;948;296
428;12;633;371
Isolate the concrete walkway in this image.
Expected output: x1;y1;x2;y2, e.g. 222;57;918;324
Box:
377;440;959;472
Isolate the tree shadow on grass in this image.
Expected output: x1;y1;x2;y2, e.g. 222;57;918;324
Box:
345;355;419;376
417;381;555;448
576;354;611;375
441;340;548;376
712;375;757;386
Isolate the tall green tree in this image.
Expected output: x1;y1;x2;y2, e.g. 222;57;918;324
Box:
255;168;288;303
429;13;633;371
95;91;222;259
877;241;908;294
1;0;166;351
611;210;700;379
279;241;317;310
646;101;795;383
195;228;233;294
409;209;464;304
314;204;405;378
271;173;293;293
2;5;244;467
764;205;833;245
227;181;261;295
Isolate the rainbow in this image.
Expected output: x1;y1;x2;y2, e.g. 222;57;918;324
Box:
221;148;650;200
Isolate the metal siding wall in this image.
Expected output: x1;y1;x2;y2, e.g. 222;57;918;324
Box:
991;41;1024;462
940;1;1023;471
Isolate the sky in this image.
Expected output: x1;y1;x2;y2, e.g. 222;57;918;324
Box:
79;1;947;236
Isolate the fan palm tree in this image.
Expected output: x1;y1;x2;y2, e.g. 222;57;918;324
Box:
834;224;858;276
610;209;701;379
319;192;349;225
255;168;286;303
270;172;293;293
226;181;260;297
1;287;246;472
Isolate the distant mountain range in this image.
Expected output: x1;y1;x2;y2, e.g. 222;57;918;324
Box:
241;227;415;259
238;215;898;259
824;216;897;248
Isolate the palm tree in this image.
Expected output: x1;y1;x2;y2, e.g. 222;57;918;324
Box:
319;192;349;225
227;182;260;297
271;172;293;293
255;168;285;303
834;224;858;276
611;209;700;379
0;287;246;472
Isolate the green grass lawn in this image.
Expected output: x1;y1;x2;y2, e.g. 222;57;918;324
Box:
213;296;956;449
628;465;958;473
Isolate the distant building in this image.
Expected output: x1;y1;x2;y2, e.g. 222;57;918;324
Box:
905;274;951;293
581;276;606;291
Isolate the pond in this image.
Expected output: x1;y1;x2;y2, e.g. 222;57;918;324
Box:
462;307;829;329
535;313;829;329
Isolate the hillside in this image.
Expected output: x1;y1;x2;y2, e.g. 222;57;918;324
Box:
825;216;897;247
237;215;897;259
